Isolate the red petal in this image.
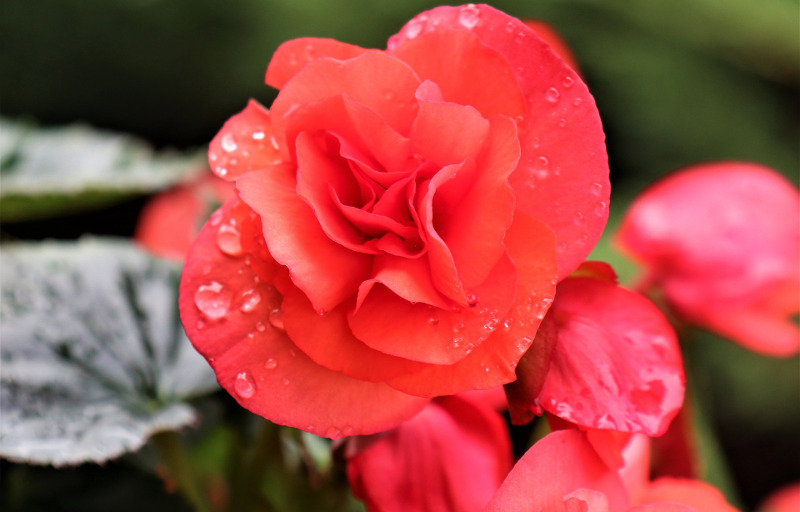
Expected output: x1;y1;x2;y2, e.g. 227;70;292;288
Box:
179;198;428;437
390;26;526;121
237;164;371;313
346;396;512;512
385;213;558;397
485;430;629;512
628;504;698;512
563;489;611;512
760;483;800;512
409;96;489;167
278;276;426;382
349;252;517;365
433;115;519;289
271;51;422;151
266;37;367;90
523;20;581;73
390;5;609;278
539;277;685;436
637;478;740;512
208;100;282;180
617;162;800;356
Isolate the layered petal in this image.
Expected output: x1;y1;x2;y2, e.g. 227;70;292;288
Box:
539;273;685;436
637;479;740;512
390;5;609;278
266;37;367;89
179;198;429;437
346;395;511;512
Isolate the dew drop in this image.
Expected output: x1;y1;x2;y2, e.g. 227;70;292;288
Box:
269;308;285;330
325;427;342;438
573;211;585;225
282;378;290;385
405;19;423;39
264;358;278;370
215;167;228;177
196;320;206;330
252;131;265;141
342;425;355;436
562;76;575;88
458;4;481;29
466;293;479;306
558;118;566;128
256;321;266;332
217;223;243;256
505;21;515;33
590;182;603;196
194;281;231;320
573;97;583;107
545;87;560;103
234;372;256;399
503;317;514;330
239;289;262;313
269;135;280;150
221;133;238;153
595;201;609;217
428;314;440;326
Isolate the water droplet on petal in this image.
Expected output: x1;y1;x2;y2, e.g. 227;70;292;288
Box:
545;87;560;103
221;133;238;153
573;97;583;107
590;182;603;196
405;19;423;39
264;358;277;369
325;426;342;438
342;425;354;436
466;293;479;306
252;131;265;141
256;321;266;332
595;201;609;217
268;308;284;330
234;371;256;399
573;212;585;225
562;76;575;88
458;4;481;29
428;314;440;326
217;223;243;256
215;167;228;177
239;289;262;313
194;281;231;320
558;118;566;128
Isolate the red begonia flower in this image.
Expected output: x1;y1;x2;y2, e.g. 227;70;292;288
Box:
135;173;235;260
180;4;609;437
346;394;512;512
507;263;685;436
486;429;740;512
617;162;800;357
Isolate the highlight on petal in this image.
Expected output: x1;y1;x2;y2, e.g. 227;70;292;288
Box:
538;274;685;436
208;100;282;180
346;395;512;512
179;198;428;437
485;429;629;512
389;4;610;278
617;162;800;357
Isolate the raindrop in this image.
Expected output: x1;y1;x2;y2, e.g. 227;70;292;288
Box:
453;336;464;348
252;131;265;141
590;182;603;196
505;21;515;33
562;76;575;88
558;118;566;128
503;317;514;331
458;4;481;29
545;87;560;103
234;372;256;399
216;167;228;177
326;427;342;438
405;20;423;39
217;223;243;256
194;281;231;320
269;135;280;150
196;320;206;330
221;133;238;153
264;358;278;369
268;308;285;330
342;425;355;436
256;321;266;332
466;293;479;306
573;212;585;225
573;98;583;107
282;378;290;385
239;289;262;313
428;314;440;326
595;201;609;217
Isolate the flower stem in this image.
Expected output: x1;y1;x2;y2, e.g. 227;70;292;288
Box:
152;430;213;512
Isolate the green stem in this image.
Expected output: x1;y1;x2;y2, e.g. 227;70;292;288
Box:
230;419;281;512
152;430;213;512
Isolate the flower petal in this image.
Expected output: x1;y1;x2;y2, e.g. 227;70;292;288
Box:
637;478;740;512
385;212;558;397
539;276;685;436
179;198;428;437
266;37;367;90
208;100;283;180
390;5;609;278
237;164;371;313
346;396;512;512
485;430;629;512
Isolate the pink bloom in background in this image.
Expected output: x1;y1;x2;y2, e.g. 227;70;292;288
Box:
617;162;800;357
505;262;685;436
486;429;741;512
759;483;800;512
178;4;610;437
345;394;512;512
135;173;235;259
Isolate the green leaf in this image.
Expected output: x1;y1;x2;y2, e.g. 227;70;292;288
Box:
0;238;219;466
0;119;204;221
